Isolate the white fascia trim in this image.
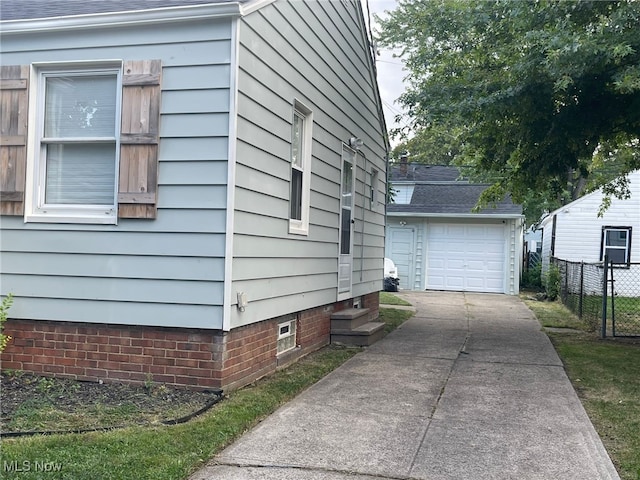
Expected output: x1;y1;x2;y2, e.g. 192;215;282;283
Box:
0;3;242;34
387;212;525;220
223;17;240;332
240;0;277;16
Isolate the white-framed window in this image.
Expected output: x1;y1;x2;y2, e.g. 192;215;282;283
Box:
601;226;632;266
277;317;297;354
25;63;122;224
289;100;313;235
393;184;414;205
370;168;379;209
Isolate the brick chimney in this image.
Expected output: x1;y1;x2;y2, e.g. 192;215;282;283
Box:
399;152;408;176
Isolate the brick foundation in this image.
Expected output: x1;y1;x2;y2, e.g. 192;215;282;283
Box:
0;292;379;391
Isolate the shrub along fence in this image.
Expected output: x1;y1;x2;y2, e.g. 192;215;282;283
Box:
551;257;640;337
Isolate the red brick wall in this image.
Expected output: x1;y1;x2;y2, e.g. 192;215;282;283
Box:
219;320;277;390
0;320;223;389
218;299;353;390
362;291;380;311
0;294;379;390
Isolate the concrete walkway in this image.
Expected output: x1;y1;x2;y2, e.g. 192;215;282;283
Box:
190;291;620;480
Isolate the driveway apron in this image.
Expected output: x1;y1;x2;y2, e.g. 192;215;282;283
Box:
190;291;620;480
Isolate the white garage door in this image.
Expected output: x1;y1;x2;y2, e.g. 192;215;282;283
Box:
427;223;506;293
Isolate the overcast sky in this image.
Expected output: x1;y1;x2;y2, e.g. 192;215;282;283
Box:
365;0;408;146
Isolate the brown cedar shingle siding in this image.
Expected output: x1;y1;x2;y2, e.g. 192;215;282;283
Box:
0;65;29;215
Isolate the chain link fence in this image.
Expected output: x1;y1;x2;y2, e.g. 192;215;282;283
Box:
551;257;640;337
551;258;605;332
606;261;640;337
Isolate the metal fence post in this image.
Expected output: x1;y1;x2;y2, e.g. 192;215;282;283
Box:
563;259;568;301
579;261;584;318
610;260;616;337
601;256;608;339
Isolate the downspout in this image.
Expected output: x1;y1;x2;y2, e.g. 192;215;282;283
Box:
223;16;241;332
358;150;367;282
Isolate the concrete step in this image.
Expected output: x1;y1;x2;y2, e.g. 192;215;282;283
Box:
330;307;372;331
331;321;386;347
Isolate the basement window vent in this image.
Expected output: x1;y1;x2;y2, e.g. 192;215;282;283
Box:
277;318;297;354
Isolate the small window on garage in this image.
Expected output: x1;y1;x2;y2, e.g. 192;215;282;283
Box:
393;184;414;204
277;317;297;354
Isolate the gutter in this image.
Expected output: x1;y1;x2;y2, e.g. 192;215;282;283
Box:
0;3;244;34
387;212;525;220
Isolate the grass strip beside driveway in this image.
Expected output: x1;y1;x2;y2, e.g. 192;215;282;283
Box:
523;297;640;480
1;346;360;480
379;291;412;306
1;303;414;480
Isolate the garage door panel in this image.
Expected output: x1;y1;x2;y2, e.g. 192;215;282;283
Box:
427;223;505;293
429;275;445;289
466;277;486;289
486;261;503;272
466;260;485;271
446;276;464;289
447;259;465;269
429;258;445;268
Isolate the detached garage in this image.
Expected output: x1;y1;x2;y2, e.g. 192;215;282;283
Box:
386;165;524;294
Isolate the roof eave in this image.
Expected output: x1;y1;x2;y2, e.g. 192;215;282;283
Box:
0;2;245;34
387;211;524;220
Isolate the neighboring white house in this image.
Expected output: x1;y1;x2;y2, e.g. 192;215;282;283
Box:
385;164;524;295
0;0;388;390
539;170;640;295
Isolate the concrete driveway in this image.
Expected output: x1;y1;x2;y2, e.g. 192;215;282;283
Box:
190;291;620;480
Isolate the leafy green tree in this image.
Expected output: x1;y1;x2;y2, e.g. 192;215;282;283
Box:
377;0;640;221
390;123;464;165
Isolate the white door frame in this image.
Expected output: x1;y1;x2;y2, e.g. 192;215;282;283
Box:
338;145;356;301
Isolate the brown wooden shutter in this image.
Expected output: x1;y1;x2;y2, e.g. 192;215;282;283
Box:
118;59;162;219
0;65;29;216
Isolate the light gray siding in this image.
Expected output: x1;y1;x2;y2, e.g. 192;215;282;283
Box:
0;18;232;329
231;0;387;328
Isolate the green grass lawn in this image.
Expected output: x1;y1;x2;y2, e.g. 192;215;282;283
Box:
378;306;414;334
524;297;640;480
1;346;360;480
379;291;412;306
1;306;413;480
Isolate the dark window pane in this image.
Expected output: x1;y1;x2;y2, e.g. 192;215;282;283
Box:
290;168;302;220
606;230;627;247
340;208;351;254
605;247;627;264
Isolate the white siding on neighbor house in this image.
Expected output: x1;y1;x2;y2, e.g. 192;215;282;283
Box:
539;171;640;294
540;219;554;276
0;18;232;329
230;0;387;328
540;172;640;266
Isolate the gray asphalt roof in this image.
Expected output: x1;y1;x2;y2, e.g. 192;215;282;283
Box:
0;0;244;21
388;184;522;215
388;164;522;215
389;164;464;182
